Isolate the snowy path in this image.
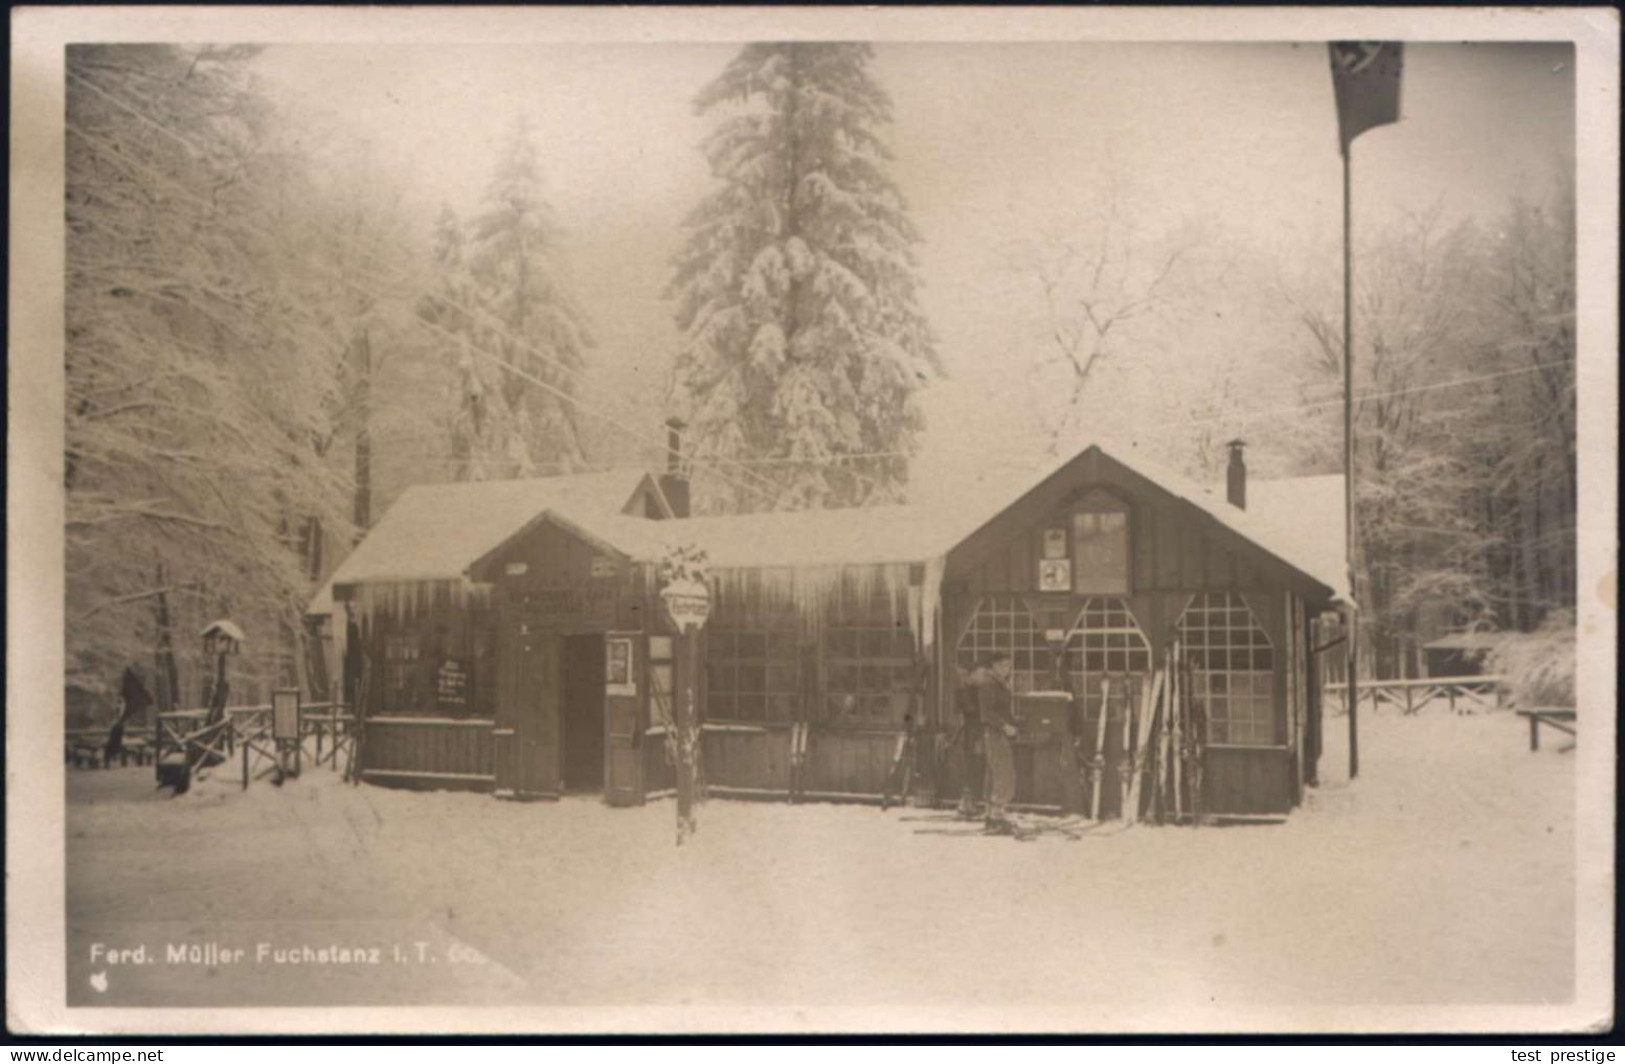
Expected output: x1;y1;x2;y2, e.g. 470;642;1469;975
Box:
66;706;1574;1010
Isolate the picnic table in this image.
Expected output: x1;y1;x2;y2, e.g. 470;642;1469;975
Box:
1515;707;1576;752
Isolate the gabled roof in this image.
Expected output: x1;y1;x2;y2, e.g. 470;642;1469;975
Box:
935;440;1348;600
307;442;1350;617
307;469;663;613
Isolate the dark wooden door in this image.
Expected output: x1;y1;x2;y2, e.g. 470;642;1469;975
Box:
495;621;562;797
561;634;605;792
603;632;644;806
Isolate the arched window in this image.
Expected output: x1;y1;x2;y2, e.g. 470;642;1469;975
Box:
1177;593;1276;746
1072;491;1131;595
955;595;1046;694
1064;597;1152;723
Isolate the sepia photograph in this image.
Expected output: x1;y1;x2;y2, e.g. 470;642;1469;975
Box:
7;6;1617;1037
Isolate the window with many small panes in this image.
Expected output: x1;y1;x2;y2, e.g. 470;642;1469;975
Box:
955;595;1047;694
1177;593;1276;746
381;632;424;710
705;617;803;723
1064;597;1153;723
824;625;917;727
824;579;918;727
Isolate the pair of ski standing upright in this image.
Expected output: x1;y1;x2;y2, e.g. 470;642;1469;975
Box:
951;642;1206;835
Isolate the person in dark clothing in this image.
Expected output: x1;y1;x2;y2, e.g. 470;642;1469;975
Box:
953;662;988;819
979;651;1019;831
106;666;152;764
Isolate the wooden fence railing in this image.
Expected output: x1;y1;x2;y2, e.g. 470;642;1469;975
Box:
1322;675;1506;715
150;701;357;788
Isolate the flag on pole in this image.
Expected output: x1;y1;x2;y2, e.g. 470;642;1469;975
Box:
1329;42;1404;153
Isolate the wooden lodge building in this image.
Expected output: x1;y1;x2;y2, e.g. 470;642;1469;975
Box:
308;438;1347;819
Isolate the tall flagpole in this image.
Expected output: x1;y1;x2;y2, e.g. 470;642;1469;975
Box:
1342;140;1359;781
1330;38;1400;783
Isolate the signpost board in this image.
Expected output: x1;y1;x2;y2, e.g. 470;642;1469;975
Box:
659;577;710;845
271;687;302;778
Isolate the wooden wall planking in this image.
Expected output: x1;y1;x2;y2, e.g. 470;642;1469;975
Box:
1181;524;1206;589
1202;748;1292;815
804;731;893;795
1155;505;1182;588
1010;529;1032;594
704;729;792;792
366;721;494;778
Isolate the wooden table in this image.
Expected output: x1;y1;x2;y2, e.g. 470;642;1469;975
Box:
1515;708;1576;752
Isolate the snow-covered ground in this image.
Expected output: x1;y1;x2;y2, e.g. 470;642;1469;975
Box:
66;703;1574;1014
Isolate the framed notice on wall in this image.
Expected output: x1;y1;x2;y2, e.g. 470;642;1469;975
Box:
436;658;468;709
1043;527;1069;559
606;636;636;696
1038;558;1072;592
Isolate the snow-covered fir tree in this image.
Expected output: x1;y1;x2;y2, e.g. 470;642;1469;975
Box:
419;203;508;481
465;115;594;476
668;43;940;512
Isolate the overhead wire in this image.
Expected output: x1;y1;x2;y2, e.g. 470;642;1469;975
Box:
66;70;1576;491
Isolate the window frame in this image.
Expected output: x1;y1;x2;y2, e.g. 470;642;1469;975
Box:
822;576;919;730
954;594;1048;695
703;620;804;724
1063;597;1153;724
1176;592;1279;747
1070;490;1132;596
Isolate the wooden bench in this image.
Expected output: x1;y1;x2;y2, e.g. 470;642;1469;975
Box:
1515;708;1576;752
65;731;157;768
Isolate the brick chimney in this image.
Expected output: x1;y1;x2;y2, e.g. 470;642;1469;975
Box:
1226;439;1246;510
658;417;690;518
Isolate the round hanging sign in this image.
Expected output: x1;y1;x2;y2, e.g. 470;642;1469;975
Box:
660;579;711;634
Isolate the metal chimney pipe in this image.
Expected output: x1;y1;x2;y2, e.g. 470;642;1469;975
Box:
1226;438;1247;510
660;417;690;518
665;417;686;475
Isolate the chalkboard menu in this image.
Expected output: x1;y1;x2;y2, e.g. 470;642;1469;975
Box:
436;658;468;709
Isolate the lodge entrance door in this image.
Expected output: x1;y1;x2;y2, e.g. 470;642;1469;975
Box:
602;632;647;806
495;623;562;797
561;634;606;792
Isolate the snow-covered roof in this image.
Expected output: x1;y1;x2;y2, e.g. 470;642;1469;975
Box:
946;439;1349;600
307;470;659;614
200;619;248;643
650;503;969;570
1244;473;1349;601
306;443;1349;618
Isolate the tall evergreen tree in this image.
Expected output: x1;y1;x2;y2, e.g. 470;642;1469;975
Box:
420;202;507;481
668;43;940;511
466;115;593;475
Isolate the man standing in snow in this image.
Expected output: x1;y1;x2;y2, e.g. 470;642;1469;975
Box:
953;662;988;819
980;652;1020;832
106;665;151;766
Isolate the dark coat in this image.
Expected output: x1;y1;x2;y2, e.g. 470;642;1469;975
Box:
978;676;1016;731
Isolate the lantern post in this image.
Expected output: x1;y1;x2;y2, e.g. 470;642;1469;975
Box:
659;547;711;846
199;619;245;730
